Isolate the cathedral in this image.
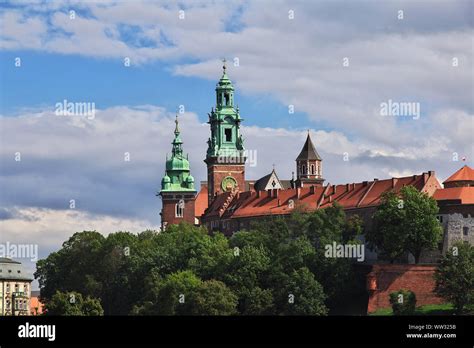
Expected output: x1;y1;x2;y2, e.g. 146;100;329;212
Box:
158;62;473;260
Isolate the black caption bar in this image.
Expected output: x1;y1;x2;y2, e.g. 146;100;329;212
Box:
0;315;472;346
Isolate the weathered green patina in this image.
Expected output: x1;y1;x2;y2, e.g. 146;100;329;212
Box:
206;60;245;160
161;115;195;192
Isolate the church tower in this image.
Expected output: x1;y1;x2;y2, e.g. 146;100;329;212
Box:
295;131;324;187
159;115;197;230
205;60;246;204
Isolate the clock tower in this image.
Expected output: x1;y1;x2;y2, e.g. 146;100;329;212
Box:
205;60;246;205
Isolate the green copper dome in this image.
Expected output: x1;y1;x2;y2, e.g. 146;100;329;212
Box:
160;115;196;192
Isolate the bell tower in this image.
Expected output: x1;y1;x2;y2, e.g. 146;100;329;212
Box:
295;131;324;187
205;60;246;204
158;115;197;230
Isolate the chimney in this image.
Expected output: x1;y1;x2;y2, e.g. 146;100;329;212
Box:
428;170;434;176
346;183;350;192
392;178;398;188
273;189;279;198
296;187;301;199
256;190;261;198
277;199;281;207
363;181;368;187
332;185;337;195
374;178;378;181
310;186;315;194
329;195;332;203
423;172;429;184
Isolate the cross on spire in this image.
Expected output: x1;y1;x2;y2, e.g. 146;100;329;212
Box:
174;114;180;135
222;58;227;73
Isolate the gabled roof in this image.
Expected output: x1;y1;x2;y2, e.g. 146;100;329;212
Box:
254;169;283;191
296;133;322;161
443;165;474;183
202;171;440;221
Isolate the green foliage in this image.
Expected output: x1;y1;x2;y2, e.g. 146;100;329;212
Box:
45;291;103;316
389;289;416;315
36;204;367;316
435;242;474;314
277;267;327;316
370;186;442;263
188;279;238;315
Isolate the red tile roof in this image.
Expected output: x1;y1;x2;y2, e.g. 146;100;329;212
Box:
202;172;439;220
433;187;474;204
443;165;474;183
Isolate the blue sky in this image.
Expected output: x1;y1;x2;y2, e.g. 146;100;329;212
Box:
0;0;472;286
0;50;312;129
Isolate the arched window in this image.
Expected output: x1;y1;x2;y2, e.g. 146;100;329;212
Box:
175;200;184;217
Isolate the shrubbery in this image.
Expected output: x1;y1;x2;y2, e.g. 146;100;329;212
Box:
389;289;416;315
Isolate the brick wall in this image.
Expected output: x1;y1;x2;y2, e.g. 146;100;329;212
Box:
207;163;245;204
161;195;196;228
367;264;444;313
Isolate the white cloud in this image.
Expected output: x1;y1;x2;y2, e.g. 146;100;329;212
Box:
0;1;472;284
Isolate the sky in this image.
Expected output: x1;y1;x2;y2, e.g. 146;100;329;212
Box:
0;0;473;287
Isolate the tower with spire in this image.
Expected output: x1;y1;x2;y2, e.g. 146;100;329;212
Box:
158;115;197;230
204;59;246;204
295;131;324;187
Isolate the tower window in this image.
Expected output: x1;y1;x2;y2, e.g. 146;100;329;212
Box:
302;165;306;175
175;200;184;218
225;128;232;142
311;164;315;175
463;227;469;236
224;93;230;105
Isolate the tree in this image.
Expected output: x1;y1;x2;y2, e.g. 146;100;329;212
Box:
189;280;238;315
239;287;274;315
224;245;273;314
154;270;202;315
35;231;106;301
276;267;327;316
44;291;103;316
435;242;474;314
370;186;442;263
305;205;361;304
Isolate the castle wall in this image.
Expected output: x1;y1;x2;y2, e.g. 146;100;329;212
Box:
367;264;443;313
